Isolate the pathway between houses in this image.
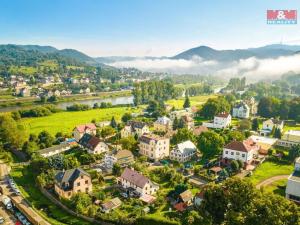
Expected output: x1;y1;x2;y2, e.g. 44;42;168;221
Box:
255;175;289;189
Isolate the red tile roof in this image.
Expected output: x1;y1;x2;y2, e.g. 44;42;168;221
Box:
193;126;208;136
75;123;97;133
174;202;187;212
225;139;258;153
216;112;230;118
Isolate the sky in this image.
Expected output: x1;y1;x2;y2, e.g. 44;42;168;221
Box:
1;0;300;56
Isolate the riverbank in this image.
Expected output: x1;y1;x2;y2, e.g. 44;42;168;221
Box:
0;90;132;112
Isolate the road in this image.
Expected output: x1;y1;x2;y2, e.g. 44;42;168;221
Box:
0;176;51;225
0;179;17;225
255;175;289;189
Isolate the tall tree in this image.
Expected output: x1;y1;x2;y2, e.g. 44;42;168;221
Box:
110;116;117;128
252;118;259;131
183;94;191;108
197;131;224;158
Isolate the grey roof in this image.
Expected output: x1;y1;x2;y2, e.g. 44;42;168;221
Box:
55;168;90;191
39;142;70;155
127;121;148;130
120;168;149;188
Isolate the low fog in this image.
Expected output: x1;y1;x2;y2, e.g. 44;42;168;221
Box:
108;54;300;82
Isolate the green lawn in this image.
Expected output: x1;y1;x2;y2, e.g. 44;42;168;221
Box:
20;106;141;136
284;123;300;132
263;178;287;197
248;160;294;185
165;94;217;109
10;165;90;225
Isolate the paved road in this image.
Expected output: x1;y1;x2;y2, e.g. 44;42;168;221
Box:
0;180;17;225
256;175;289;189
0;204;16;225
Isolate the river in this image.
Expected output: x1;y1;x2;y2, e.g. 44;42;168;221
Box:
0;95;134;112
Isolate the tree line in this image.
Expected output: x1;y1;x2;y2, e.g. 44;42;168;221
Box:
132;80;182;106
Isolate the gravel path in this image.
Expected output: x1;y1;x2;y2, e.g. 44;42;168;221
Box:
256;175;289;189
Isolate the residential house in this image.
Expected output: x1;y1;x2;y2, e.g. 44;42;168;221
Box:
260;119;284;136
181;115;194;130
154;116;172;132
194;192;204;207
101;197;122;213
232;102;250;119
244;97;257;115
104;149;134;169
79;133;109;154
222;139;260;166
179;189;193;206
203;112;232;129
54;90;61;97
170;140;197;163
169;108;193;121
139;134;170;161
248;135;277;155
121;121;149;138
193;126;208;136
286;158;300;203
19;87;31;97
174;189;194;212
73;123;97;141
119;168;159;196
39;142;74;158
277;130;300;148
54;168;92;199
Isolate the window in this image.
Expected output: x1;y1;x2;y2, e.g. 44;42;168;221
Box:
236;152;240;155
85;187;89;193
85;180;88;184
225;151;228;154
77;182;80;186
231;152;234;155
242;154;245;157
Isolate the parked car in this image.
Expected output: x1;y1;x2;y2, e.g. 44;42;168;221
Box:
0;217;4;224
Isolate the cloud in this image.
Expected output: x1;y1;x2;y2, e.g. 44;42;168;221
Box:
108;54;300;81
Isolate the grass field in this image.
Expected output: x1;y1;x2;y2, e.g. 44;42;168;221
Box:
284;123;300;131
9;66;38;75
20;106;141;136
165;94;217;109
11;165;90;225
248;160;294;185
263;178;287;197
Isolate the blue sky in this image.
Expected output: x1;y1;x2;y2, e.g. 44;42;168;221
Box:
1;0;300;56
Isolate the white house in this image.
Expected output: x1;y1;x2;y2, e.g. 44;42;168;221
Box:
232;102;250;119
79;133;109;154
286;158;300;203
277;130;300;148
169;108;192;121
121;121;149;138
104;150;134;169
139;134;170;161
154;116;172;132
170;140;197;162
203;112;231;129
222;139;260;166
260;119;284;136
119;168;159;196
73;123;97;141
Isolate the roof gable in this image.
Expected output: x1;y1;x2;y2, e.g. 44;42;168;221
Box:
120;168;149;188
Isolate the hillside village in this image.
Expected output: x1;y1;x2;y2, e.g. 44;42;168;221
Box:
2;83;299;225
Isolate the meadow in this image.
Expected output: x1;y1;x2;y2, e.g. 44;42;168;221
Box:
248;160;294;185
165;94;217;109
20;106;141;136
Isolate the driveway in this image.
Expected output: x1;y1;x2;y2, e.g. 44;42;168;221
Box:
255;175;289;189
